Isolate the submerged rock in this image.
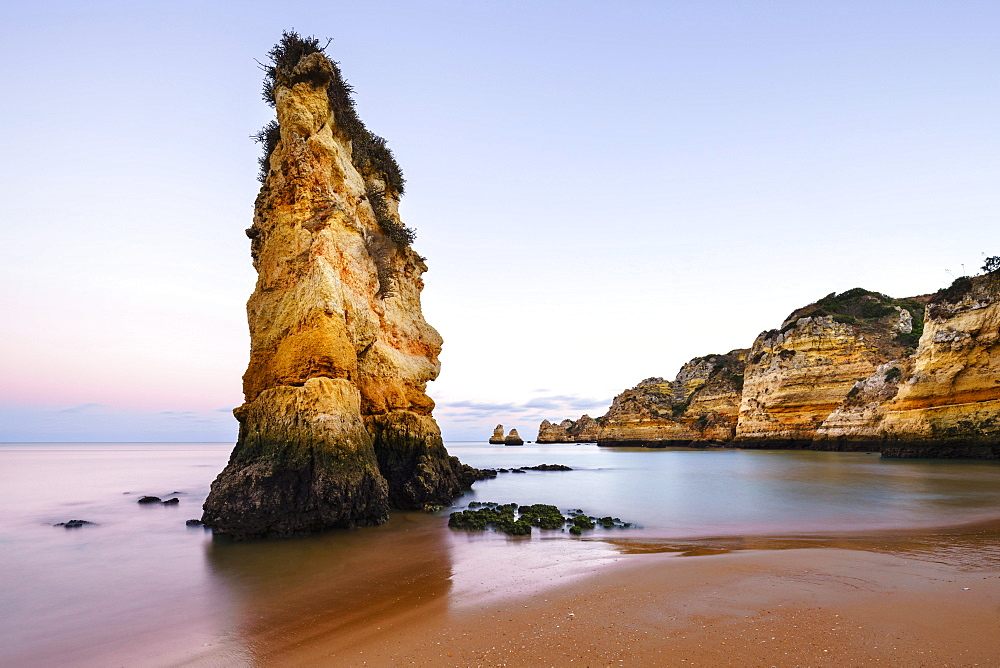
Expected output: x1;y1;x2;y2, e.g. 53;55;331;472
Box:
137;496;162;504
202;33;480;540
162;498;180;505
185;519;204;527
54;520;95;528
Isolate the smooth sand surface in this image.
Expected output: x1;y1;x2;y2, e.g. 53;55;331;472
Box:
188;540;1000;667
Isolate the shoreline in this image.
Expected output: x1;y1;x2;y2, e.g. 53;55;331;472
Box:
205;546;1000;667
539;439;1000;460
170;518;1000;667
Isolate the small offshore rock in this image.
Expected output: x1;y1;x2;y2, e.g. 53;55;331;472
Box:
504;429;524;446
489;424;506;444
137;496;162;504
162;498;180;505
511;468;526;474
185;519;204;526
523;464;573;471
54;520;95;528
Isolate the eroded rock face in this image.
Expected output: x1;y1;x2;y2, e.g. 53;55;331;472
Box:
489;424;505;444
203;37;477;539
876;275;1000;456
537;352;746;446
537;416;601;443
538;283;1000;456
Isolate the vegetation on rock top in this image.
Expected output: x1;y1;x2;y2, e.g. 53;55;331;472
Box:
781;287;926;351
254;30;415;246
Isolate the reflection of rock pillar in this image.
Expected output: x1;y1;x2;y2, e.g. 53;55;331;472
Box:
504;429;524;446
489;424;505;444
204;512;455;663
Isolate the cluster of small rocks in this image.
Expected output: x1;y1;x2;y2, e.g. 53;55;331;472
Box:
449;502;635;536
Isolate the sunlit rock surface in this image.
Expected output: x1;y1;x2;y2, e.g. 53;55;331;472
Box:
203;37;479;538
539;281;999;457
489;424;505;444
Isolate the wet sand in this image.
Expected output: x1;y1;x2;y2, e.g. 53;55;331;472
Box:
177;522;1000;667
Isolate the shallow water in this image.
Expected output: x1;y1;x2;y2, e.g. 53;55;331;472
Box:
451;442;1000;535
2;441;1000;665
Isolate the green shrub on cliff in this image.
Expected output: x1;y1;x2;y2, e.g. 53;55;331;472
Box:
781;288;926;352
365;185;416;247
254;30;410;244
252;121;280;184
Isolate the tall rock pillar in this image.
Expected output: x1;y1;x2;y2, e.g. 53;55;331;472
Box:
203;33;476;539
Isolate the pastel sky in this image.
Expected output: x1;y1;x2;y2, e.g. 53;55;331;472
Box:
1;1;998;442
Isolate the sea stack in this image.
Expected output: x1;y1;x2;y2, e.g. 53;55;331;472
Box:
202;33;480;539
488;424;505;444
504;429;524;446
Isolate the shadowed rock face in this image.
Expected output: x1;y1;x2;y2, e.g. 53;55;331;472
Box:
203;37;478;539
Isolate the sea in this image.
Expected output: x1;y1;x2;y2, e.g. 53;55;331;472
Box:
3;441;1000;666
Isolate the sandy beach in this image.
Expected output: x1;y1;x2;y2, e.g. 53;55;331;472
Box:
178;530;1000;667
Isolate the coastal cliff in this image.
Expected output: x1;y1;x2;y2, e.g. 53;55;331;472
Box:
203;34;480;539
539;352;746;446
540;277;999;457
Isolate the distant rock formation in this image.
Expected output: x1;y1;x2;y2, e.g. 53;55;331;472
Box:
504;429;524;446
539;279;1000;457
202;33;482;539
489;424;505;444
537;415;601;443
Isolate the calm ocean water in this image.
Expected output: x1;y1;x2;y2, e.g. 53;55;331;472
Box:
3;441;1000;665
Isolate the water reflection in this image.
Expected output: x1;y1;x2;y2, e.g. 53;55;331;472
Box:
204;512;454;662
606;517;1000;569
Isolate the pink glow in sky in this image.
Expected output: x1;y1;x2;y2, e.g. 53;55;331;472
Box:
2;1;998;441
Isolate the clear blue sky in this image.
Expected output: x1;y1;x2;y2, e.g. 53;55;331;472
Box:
1;1;997;441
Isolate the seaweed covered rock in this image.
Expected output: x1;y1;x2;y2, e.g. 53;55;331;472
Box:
203;32;481;539
449;502;635;536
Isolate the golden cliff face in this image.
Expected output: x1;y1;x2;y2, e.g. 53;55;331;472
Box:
203;36;479;539
540;282;999;457
538;352;746;445
736;317;888;444
875;276;1000;455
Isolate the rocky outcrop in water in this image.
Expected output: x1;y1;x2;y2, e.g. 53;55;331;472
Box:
489;425;505;444
504;429;524;446
537;415;600;443
540;278;1000;457
202;33;481;539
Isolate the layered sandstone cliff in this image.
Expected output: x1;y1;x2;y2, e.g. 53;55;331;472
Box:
488;425;505;444
843;275;1000;456
538;352;746;445
203;34;480;539
540;280;999;457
